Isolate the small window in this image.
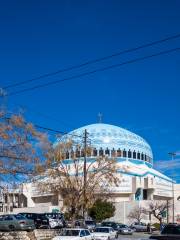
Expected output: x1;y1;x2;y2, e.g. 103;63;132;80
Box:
75;148;80;158
66;151;69;159
93;148;97;156
70;150;74;158
128;150;132;158
111;148;116;157
141;153;144;160
99;148;104;156
137;152;140;159
117;148;121;157
133;151;136;159
81;149;85;157
123;149;127;157
105;148;110;155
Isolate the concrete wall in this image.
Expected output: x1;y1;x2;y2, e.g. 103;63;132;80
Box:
0;230;62;240
13;205;60;214
110;200;174;224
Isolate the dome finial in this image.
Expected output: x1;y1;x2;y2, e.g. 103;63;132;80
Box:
98;112;103;123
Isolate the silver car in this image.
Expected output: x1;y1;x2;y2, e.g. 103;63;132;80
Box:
117;224;133;235
0;214;35;231
131;222;147;232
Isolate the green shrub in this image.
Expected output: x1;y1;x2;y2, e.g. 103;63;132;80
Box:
88;199;115;222
152;222;160;230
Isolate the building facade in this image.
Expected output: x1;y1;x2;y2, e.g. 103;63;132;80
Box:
2;123;179;223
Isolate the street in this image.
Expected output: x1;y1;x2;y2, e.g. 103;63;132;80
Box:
117;232;151;239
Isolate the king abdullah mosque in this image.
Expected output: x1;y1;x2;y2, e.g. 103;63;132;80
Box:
2;122;180;224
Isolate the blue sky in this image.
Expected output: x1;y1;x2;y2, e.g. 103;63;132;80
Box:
0;0;180;181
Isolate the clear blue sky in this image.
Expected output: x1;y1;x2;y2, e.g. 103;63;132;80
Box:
0;0;180;181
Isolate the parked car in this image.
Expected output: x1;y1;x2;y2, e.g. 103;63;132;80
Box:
101;221;120;231
52;228;93;240
84;220;96;231
20;213;49;229
0;214;35;231
149;223;180;240
74;219;85;228
130;222;148;232
93;227;118;240
117;224;133;235
45;212;66;228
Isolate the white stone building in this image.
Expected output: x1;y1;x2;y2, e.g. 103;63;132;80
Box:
3;123;180;223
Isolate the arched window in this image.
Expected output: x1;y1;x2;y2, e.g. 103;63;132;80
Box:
117;148;121;157
93;148;97;156
137;152;140;159
128;149;132;158
145;154;147;161
133;151;136;159
87;147;91;157
105;148;110;155
141;153;144;160
111;148;116;157
70;150;74;159
81;149;85;157
123;149;127;158
99;147;104;156
76;148;80;158
66;151;69;159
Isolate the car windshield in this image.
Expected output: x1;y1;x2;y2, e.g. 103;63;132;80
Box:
119;224;128;228
102;222;116;227
85;220;95;225
46;213;63;219
61;230;80;236
94;228;109;233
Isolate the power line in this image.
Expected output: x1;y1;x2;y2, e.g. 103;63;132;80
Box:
31;123;84;139
16;103;76;130
8;47;180;96
3;33;180;90
4;116;82;139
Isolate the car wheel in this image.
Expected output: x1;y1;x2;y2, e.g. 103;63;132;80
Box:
9;225;15;231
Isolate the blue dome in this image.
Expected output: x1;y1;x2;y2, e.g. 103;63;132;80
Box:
56;123;153;161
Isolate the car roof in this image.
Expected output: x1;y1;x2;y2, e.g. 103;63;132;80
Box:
96;226;112;229
63;228;88;230
0;214;16;216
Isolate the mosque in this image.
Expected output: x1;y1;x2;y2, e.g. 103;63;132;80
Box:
56;123;173;202
4;122;179;223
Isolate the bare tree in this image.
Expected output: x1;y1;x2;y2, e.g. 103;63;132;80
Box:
146;201;167;224
128;206;146;223
38;140;120;219
0;109;52;184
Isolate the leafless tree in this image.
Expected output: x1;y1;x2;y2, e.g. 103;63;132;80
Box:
146;201;167;224
128;206;147;223
0;109;52;184
38;140;121;219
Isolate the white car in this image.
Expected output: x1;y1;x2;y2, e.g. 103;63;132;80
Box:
52;228;93;240
93;227;118;240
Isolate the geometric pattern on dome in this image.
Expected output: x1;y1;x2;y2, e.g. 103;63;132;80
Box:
56;123;153;159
